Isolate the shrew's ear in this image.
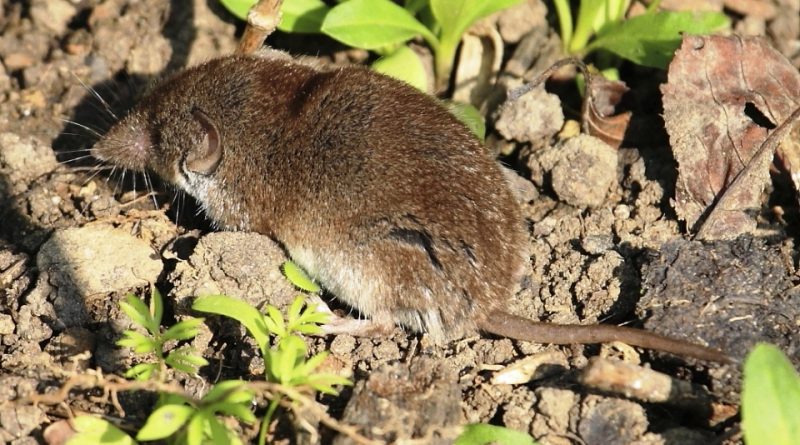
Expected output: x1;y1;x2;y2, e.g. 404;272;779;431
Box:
186;108;222;175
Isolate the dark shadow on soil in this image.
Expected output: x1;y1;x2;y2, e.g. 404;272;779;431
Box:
0;0;228;416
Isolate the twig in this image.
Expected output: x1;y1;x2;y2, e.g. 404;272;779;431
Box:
18;363;380;445
696;104;800;239
237;0;285;55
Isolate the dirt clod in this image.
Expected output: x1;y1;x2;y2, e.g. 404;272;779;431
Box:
495;85;564;144
169;231;298;314
639;236;800;400
333;357;461;445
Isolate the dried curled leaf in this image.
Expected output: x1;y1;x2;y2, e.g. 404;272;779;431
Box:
582;73;632;149
661;35;800;239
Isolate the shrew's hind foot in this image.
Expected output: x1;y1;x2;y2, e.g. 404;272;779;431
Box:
308;296;397;337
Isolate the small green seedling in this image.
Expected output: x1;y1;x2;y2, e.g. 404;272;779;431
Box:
193;294;350;444
454;423;537;445
742;343;800;445
117;288;208;381
67;380;255;445
553;0;729;69
135;380;255;445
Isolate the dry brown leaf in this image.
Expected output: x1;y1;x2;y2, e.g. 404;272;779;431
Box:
452;22;503;109
582;74;632;149
661;35;800;239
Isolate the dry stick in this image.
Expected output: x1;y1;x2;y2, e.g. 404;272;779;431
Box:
22;366;379;445
237;0;285;55
505;57;585;102
696;104;800;240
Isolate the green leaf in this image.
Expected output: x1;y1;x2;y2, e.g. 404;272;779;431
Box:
567;0;605;53
211;402;257;423
205;415;230;444
742;344;800;445
165;349;209;374
278;0;330;33
295;301;330;325
185;413;205;445
372;46;429;92
552;0;573;52
445;101;485;141
405;0;428;14
137;404;194;440
162;318;205;342
291;322;324;336
124;362;158;381
287;295;305;323
150;287;164;327
287;298;329;335
282;261;321;293
265;304;288;338
67;416;138;445
321;0;437;50
120;294;157;334
202;380;250;404
271;336;306;384
192;295;270;354
117;331;158;354
295;351;328;376
454;423;537;445
430;0;522;48
306;373;352;395
586;10;730;68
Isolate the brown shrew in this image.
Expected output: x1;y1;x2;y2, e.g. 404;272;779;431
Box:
91;54;730;363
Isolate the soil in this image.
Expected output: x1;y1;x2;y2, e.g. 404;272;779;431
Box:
0;0;799;444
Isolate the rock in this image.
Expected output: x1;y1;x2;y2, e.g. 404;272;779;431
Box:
0;133;58;194
36;226;163;326
29;0;77;36
495;85;563;143
550;135;618;208
496;0;547;44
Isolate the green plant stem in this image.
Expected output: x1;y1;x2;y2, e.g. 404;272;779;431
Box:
258;398;281;445
434;33;457;91
552;0;573;53
569;2;598;54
